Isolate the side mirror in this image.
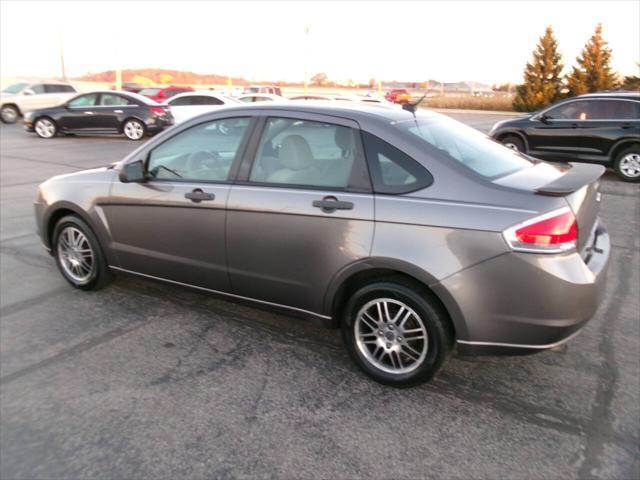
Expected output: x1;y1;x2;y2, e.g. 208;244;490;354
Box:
23;89;35;96
119;160;147;183
539;113;552;124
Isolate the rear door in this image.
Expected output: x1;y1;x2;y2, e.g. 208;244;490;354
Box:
94;93;135;131
104;116;255;291
226;113;374;316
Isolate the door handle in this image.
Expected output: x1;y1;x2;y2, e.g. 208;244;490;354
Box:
622;123;633;129
114;109;123;113
184;189;215;203
312;196;354;212
84;111;94;115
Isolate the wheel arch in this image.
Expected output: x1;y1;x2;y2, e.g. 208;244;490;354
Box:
608;138;640;162
1;102;22;116
324;258;465;340
44;201;96;250
119;116;146;134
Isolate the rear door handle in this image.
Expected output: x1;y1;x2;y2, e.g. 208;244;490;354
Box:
185;189;215;203
84;111;94;115
113;109;123;113
312;196;354;212
622;123;633;129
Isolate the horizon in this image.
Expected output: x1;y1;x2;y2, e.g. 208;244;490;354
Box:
1;1;638;85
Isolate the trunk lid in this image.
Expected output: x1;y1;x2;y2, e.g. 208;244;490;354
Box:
495;162;605;252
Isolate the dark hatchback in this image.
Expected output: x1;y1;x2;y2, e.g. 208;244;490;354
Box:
24;91;174;141
489;92;640;182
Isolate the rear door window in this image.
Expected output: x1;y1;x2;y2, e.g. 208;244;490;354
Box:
249;117;357;189
99;94;133;106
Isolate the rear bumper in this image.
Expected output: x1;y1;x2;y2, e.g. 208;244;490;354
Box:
435;220;610;355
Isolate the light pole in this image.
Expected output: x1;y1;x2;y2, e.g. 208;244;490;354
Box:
304;25;309;93
59;33;66;80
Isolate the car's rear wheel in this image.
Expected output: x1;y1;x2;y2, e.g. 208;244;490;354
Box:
1;105;19;124
52;215;113;290
341;281;453;387
613;146;640;183
34;117;57;139
501;135;525;152
123;119;145;140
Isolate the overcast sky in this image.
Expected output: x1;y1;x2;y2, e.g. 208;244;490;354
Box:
1;1;638;85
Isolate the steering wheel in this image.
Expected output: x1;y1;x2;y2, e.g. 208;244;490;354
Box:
185;150;220;173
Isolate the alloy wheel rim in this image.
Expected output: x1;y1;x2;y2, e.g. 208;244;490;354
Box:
619;153;640;178
124;121;143;139
1;107;17;123
57;226;95;283
504;142;519;151
35;119;55;138
355;298;428;375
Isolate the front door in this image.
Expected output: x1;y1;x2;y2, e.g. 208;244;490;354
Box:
103;116;254;291
61;93;101;131
226;114;375;316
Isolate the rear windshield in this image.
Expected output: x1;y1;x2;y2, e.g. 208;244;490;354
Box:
394;113;534;178
2;83;27;94
139;88;160;96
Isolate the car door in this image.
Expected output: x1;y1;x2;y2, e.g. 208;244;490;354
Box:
104;116;255;292
526;100;595;160
167;95;198;123
94;93;134;131
59;93;100;130
226;113;375;316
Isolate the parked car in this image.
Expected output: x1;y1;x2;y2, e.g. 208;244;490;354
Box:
385;89;412;104
24;91;174;140
1;81;78;124
236;93;288;103
116;82;145;93
139;85;195;103
166;92;240;123
289;94;354;101
244;85;282;96
490;92;640;182
34;103;610;387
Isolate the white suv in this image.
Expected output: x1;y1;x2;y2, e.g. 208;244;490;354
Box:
1;81;78;124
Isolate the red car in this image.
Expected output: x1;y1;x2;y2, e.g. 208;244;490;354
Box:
385;89;412;104
138;85;195;103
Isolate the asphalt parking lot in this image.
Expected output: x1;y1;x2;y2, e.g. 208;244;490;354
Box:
1;113;638;480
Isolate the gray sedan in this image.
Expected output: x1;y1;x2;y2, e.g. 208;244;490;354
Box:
34;103;610;387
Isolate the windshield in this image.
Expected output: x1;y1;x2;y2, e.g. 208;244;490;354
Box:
2;83;28;94
395;113;534;178
139;88;160;96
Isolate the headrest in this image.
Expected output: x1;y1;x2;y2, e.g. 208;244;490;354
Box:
334;127;353;152
279;135;314;170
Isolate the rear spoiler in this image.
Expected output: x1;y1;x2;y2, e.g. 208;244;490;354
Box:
535;163;606;196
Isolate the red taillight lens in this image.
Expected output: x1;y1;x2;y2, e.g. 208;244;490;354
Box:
149;107;166;116
503;207;578;253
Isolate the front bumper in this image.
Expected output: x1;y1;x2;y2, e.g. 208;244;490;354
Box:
435;220;611;355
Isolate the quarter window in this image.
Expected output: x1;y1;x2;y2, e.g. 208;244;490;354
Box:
147;117;251;182
249;117;356;189
362;132;433;193
67;94;98;107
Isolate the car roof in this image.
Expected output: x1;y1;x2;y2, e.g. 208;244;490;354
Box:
577;91;640;101
168;91;240;102
82;90;159;105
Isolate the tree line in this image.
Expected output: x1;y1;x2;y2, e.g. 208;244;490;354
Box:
513;24;639;112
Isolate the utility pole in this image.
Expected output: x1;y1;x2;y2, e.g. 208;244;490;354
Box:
304;25;309;93
59;33;66;80
116;68;122;91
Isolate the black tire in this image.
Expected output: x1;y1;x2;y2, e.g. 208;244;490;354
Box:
341;280;453;387
34;117;58;139
122;118;146;140
501;134;525;152
1;104;19;124
613;145;640;183
52;215;113;290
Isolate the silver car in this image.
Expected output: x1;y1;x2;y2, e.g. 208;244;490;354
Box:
34;103;611;387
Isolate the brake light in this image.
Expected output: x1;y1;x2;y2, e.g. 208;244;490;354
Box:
503;207;578;253
149;107;166;116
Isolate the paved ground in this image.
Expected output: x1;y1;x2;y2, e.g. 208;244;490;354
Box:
1;113;638;480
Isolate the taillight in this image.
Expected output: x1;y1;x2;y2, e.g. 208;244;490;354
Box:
503;207;578;254
149;107;166;116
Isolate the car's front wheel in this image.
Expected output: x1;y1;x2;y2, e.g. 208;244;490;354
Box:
501;134;525;152
123;119;145;140
342;280;453;387
613;146;640;183
52;215;113;290
34;117;58;139
1;104;19;124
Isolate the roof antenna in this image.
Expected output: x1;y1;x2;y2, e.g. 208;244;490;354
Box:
402;92;428;115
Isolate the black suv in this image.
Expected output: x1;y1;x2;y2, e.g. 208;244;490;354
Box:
489;92;640;182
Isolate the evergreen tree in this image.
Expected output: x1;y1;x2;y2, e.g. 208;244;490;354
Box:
621;63;640;91
513;26;564;112
566;24;618;95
